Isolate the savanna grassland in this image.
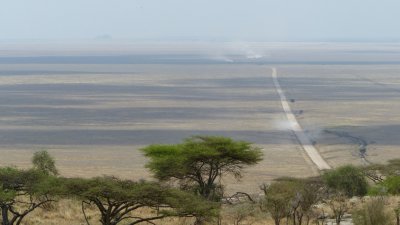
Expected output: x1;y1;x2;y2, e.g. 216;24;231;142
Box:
2;61;400;192
0;63;316;193
1;43;400;225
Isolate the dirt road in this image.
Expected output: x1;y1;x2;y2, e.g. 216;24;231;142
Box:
272;68;331;170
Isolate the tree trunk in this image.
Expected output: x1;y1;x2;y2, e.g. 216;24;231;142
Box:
335;215;341;225
292;213;296;225
15;216;25;225
194;216;207;225
1;206;10;225
101;215;112;225
274;218;281;225
297;213;303;225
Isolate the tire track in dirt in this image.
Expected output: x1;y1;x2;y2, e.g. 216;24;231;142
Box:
324;129;371;165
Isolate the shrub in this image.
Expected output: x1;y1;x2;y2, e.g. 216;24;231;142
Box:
223;202;262;225
382;176;400;195
368;176;400;195
260;180;300;225
352;197;393;225
323;165;368;197
260;177;324;225
32;150;58;176
326;193;349;225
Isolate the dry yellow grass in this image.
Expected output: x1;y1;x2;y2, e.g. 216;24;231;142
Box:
22;199;278;225
12;194;400;225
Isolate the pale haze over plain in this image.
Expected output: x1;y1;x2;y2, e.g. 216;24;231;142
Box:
1;0;400;41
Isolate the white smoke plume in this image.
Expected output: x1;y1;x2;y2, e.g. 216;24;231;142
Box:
273;119;297;130
205;42;272;62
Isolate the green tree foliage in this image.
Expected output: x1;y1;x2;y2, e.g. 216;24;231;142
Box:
364;159;400;195
261;177;324;225
323;165;368;197
293;177;324;225
141;136;263;201
0;167;62;225
369;176;400;195
223;202;262;225
64;176;218;225
260;181;297;225
364;159;400;184
32;150;58;176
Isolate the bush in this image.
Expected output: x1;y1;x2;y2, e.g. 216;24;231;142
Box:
223;202;263;225
260;179;301;225
352;197;393;225
32;150;58;176
326;193;349;225
367;185;388;196
368;176;400;195
260;177;324;225
382;176;400;195
323;165;368;197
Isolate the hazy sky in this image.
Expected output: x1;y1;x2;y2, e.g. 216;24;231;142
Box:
1;0;400;41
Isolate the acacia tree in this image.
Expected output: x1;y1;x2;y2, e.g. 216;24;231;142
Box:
141;136;263;201
0;167;61;225
260;177;324;225
260;182;294;225
65;177;218;225
290;177;325;225
32;150;58;176
325;192;350;225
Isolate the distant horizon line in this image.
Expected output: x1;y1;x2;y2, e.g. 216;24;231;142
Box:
1;38;400;44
